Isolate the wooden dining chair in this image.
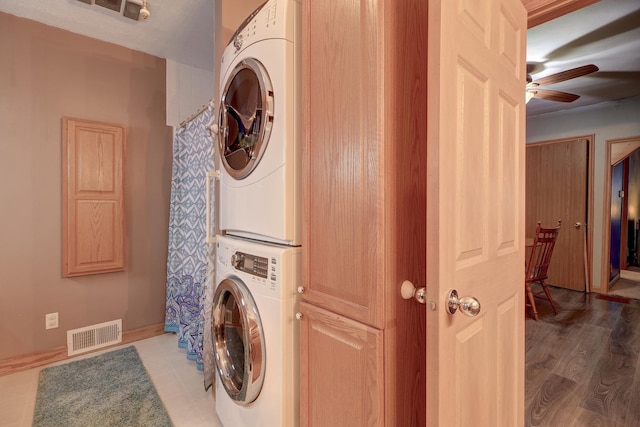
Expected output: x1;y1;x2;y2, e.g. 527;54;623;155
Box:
525;220;562;321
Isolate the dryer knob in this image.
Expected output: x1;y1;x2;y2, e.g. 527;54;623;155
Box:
231;253;242;269
233;35;243;51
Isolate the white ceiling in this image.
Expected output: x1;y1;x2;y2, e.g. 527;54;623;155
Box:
2;0;638;117
526;0;640;117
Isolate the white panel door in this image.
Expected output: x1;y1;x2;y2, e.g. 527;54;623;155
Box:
426;0;527;425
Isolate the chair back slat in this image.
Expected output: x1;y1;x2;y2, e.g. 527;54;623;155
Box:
526;220;562;283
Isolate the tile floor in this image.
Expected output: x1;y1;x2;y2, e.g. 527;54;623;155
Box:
608;277;640;299
0;333;222;427
609;269;640;300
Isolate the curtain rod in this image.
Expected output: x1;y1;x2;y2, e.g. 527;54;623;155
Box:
179;99;215;128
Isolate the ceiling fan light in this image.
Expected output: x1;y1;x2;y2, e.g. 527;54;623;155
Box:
139;1;150;20
525;91;535;104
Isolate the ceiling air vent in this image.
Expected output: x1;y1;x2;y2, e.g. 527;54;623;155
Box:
95;0;122;12
75;0;149;21
123;0;143;20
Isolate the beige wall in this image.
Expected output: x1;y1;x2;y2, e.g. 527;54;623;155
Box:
221;0;266;44
0;12;173;360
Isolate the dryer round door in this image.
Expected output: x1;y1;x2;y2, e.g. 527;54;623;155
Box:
212;277;266;405
218;58;274;180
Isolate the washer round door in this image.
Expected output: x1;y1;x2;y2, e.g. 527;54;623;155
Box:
218;58;274;180
212;277;266;405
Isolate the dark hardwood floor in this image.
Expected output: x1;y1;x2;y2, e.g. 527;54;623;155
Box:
525;285;640;427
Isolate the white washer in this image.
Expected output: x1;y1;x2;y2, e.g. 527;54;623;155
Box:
213;235;300;427
215;0;301;246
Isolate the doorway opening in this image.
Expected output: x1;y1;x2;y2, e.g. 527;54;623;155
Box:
603;136;640;299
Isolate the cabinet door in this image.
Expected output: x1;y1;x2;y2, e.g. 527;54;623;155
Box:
302;0;383;328
62;117;126;277
299;302;383;427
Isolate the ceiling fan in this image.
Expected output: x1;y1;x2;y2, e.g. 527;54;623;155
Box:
526;64;599;103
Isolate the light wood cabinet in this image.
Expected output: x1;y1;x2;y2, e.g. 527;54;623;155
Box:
62;117;126;277
300;0;427;425
299;302;383;426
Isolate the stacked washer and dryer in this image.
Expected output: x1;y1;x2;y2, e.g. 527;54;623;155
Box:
211;0;302;426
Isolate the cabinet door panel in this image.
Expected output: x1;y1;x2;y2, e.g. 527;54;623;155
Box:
299;302;383;427
62;117;126;276
302;0;382;327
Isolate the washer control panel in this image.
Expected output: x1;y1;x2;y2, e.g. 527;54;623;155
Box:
216;235;301;298
231;251;269;279
231;0;279;52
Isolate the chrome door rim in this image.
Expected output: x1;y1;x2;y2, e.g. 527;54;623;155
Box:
212;277;266;405
218;58;274;180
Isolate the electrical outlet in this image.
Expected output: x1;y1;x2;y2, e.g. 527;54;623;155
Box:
45;312;59;330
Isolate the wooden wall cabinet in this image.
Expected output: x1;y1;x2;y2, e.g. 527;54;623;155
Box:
62;117;126;277
301;0;427;425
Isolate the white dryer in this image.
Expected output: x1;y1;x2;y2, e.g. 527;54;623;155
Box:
215;0;301;246
212;235;300;426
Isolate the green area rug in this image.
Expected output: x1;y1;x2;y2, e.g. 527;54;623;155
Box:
33;346;173;427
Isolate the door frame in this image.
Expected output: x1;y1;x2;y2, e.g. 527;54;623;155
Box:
601;136;640;294
526;135;595;292
523;0;600;28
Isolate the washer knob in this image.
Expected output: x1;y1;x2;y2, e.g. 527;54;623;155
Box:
233;34;244;51
231;253;242;269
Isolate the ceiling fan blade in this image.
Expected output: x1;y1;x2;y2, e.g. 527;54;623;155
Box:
534;64;599;87
533;89;580;103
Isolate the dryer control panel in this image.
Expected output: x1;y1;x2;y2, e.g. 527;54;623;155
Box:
231;251;269;279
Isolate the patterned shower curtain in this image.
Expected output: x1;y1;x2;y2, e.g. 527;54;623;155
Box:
164;105;215;385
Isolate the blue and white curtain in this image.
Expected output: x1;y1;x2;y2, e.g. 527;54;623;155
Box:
164;104;215;381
